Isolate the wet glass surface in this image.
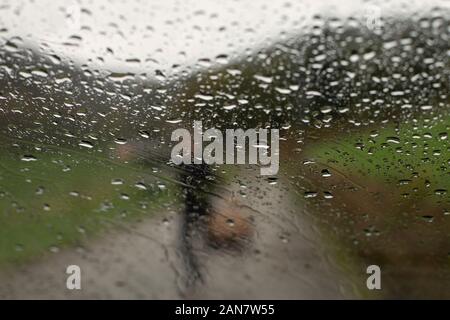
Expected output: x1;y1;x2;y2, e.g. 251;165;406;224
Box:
0;0;449;298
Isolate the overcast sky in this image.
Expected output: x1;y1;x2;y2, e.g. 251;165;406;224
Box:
1;0;447;79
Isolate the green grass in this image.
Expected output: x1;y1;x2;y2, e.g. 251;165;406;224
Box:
305;116;450;205
300;115;450;297
0;142;180;265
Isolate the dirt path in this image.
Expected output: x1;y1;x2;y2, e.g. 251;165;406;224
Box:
0;170;351;299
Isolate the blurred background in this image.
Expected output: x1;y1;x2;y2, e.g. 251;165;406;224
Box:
0;0;449;299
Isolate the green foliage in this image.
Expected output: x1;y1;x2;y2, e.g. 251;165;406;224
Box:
0;142;179;265
306;116;450;204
